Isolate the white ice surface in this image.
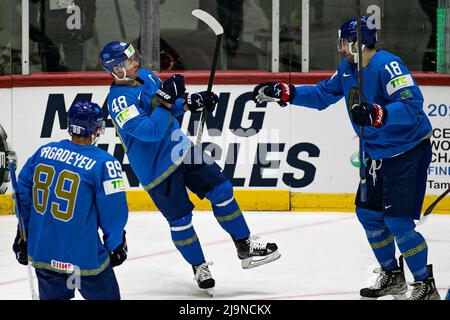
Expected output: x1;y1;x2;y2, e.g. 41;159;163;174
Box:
1;211;449;300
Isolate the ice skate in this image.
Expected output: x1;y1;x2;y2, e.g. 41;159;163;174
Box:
193;261;215;297
408;265;441;300
360;257;407;300
233;235;281;269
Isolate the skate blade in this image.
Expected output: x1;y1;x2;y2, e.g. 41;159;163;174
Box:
241;251;281;269
426;292;441;300
360;289;407;300
392;293;407;300
360;296;378;300
203;288;214;297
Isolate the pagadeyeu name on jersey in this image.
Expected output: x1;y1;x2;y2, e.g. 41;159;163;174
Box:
40;146;96;170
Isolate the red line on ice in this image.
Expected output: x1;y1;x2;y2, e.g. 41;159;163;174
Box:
0;278;27;286
127;215;354;261
1;215;354;286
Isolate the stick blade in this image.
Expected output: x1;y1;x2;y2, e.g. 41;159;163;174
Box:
192;9;224;35
416;214;429;227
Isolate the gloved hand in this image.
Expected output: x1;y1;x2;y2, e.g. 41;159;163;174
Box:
351;102;387;127
186;91;219;114
252;82;296;106
156;74;186;105
109;230;128;267
12;227;28;265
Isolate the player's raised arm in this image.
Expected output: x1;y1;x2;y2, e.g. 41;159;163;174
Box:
95;158;128;267
251;71;344;111
108;92;174;143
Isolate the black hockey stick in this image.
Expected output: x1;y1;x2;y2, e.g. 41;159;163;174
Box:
1;123;38;299
191;9;224;149
356;0;368;203
114;0;127;39
417;186;450;226
8;158;39;300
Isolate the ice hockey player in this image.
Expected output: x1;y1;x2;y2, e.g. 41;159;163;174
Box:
0;123;12;194
99;41;281;296
12;101;129;300
252;16;440;300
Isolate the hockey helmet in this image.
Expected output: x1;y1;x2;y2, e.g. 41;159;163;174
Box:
338;16;377;52
99;41;142;77
68;101;105;138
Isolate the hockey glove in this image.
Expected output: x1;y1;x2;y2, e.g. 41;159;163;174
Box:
252;82;296;106
351;102;387;127
12;227;28;265
156;74;186;105
109;230;128;267
186;91;219;114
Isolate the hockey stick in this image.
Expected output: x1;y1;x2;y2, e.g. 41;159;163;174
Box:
113;0;127;39
191;9;224;149
8;159;39;300
356;1;367;203
416;186;450;226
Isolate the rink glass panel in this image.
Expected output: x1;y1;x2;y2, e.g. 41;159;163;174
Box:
308;0;437;72
0;0;444;74
0;0;14;76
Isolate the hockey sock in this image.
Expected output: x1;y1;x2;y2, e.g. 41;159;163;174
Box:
169;214;205;266
356;207;397;271
385;216;429;281
212;199;250;240
206;180;250;240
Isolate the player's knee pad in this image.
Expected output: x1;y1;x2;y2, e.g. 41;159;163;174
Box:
384;216;417;241
205;180;234;206
355;206;386;234
168;213;193;231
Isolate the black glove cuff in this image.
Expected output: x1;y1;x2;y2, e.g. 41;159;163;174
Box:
288;84;296;102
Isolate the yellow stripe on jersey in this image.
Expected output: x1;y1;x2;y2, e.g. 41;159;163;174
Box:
30;256;111;276
143;144;191;191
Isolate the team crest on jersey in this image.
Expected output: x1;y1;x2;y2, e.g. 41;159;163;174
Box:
400;90;413;100
51;260;74;272
115;105;139;128
386;74;414;96
103;178;126;195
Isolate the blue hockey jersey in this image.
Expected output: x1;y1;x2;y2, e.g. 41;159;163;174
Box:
106;69;191;190
17;139;128;275
292;50;432;160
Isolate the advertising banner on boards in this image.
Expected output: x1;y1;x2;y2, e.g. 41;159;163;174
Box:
0;84;448;196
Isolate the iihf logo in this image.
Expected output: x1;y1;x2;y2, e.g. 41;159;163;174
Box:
51;260;74;272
